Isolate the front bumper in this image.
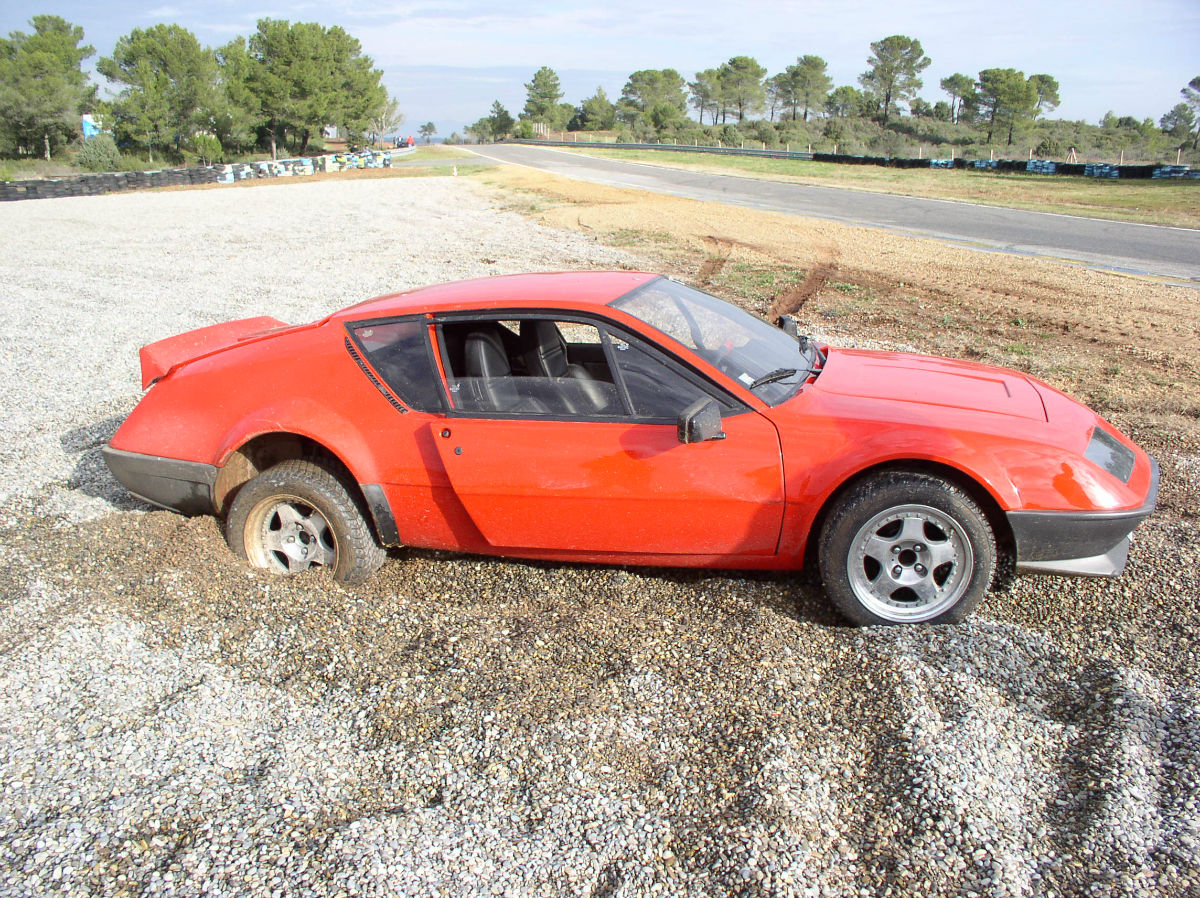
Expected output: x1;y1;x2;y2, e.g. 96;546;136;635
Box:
102;446;217;515
1006;458;1159;578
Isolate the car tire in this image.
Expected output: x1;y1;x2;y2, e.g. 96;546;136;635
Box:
818;472;996;626
226;459;386;585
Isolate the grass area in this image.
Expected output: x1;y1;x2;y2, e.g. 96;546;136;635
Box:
402;145;474;160
562;147;1200;229
0;158;76;180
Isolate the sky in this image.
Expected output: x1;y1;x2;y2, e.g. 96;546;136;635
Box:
3;0;1198;137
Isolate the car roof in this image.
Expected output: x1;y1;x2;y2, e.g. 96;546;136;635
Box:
334;271;662;321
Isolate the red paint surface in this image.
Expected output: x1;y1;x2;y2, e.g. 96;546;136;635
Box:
110;272;1156;569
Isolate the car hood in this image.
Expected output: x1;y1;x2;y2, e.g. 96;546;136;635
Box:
811;348;1048;421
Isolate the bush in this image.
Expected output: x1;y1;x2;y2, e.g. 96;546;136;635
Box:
74;134;121;172
186;133;223;165
672;128;715;146
868;130;913;157
717;124;742;146
1034;136;1063;158
823;119;848;143
746;120;779;148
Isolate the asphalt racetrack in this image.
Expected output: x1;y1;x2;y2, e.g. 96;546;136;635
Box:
470;143;1200;284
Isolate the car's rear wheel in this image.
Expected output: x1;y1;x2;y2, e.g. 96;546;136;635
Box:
818;472;995;626
226;459;385;585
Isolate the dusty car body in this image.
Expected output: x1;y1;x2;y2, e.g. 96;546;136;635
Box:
104;272;1157;625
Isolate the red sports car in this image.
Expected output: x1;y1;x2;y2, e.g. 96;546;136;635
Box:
104;272;1157;625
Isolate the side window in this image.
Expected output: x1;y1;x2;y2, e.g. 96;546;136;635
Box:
348;318;442;412
606;332;726;420
439;318;623;418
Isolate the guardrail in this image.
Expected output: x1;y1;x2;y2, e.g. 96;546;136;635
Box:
505;139;1197;181
0;146;418;202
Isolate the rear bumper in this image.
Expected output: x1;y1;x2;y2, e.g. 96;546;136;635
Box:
102;446;217;515
1006;458;1159;578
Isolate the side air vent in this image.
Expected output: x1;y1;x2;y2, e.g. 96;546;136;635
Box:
345;337;409;414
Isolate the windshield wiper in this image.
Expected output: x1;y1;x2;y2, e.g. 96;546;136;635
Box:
748;367;800;390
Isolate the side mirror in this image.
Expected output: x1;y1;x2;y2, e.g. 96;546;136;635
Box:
677;398;726;444
779;315;800;338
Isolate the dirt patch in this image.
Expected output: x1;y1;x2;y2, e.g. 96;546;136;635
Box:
768;261;839;321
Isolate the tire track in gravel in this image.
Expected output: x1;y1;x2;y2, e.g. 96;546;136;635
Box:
1;499;1197;897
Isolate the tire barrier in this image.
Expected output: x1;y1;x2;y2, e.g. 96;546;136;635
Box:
0;147;416;202
507;140;1193;182
1152;164;1200;179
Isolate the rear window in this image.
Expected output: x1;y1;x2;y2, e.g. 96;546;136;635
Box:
348;318;442;412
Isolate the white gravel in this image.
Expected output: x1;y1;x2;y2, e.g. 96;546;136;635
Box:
0;177;633;510
0;175;1196;898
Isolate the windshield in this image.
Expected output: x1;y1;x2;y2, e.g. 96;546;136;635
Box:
612;278;812;406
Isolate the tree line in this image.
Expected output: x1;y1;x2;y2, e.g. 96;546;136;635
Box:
467;37;1200;163
0;14;400;165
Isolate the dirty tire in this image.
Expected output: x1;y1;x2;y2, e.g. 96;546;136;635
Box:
819;472;996;626
226;459;385;585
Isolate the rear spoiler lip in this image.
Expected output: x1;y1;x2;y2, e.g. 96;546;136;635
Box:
139;316;293;389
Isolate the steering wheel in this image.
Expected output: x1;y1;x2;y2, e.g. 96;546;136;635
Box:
709;337;740;376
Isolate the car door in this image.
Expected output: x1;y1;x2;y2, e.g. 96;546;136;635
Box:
428;315;785;557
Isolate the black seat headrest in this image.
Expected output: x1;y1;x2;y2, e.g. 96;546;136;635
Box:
520;320;569;378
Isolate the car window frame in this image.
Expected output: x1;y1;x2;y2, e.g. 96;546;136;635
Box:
426;308;749;424
343;313;449;413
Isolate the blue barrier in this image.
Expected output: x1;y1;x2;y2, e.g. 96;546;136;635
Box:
1152;165;1199;179
506;140;1192;181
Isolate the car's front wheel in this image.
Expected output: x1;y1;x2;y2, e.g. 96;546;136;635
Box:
226;459;385;585
818;472;996;626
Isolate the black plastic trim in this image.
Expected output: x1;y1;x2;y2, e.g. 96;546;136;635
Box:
1007;458;1159;563
101;446;217;515
361;483;401;546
